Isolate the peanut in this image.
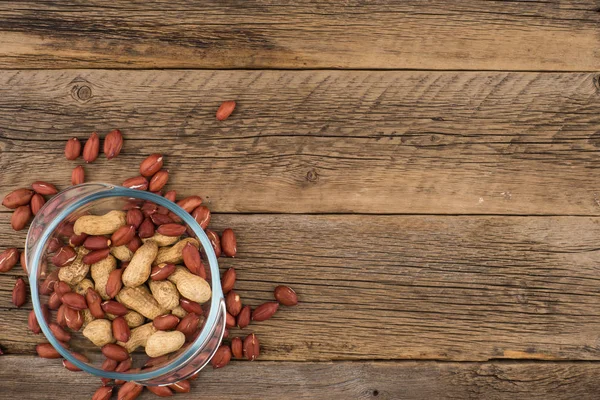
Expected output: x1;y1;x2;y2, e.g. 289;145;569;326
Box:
86;288;105;319
103;129;123;160
90;254;117;300
153;314;180;330
140;154;164;177
82;309;96;327
153;238;199;266
221;228;237;257
83;319;115;347
36;343;63;359
243;333;260;361
116;322;156;353
105;268;123;299
212;344;232;368
112;316;130;342
118;382;143;400
101;343;129;362
92;386;113;400
110;245;133;262
145;330;185;358
105;310;144;327
62;292;88;310
171;305;188;319
82;248;111;265
64;137;81;160
149;280;180;310
102;300;128;316
73;210;127;235
65;307;84;331
52;245;77;267
148;385;174;397
180;298;203;315
70;233;90;247
58;247;90;285
122;240;158;287
141;232;179;247
116;286;167;320
49;322;71;342
150;263;176;281
73;278;94;295
216;101;236;121
168;266;211;304
169;380;191;393
123;310;145;328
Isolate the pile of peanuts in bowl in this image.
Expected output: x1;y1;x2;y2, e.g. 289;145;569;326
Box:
0;101;299;399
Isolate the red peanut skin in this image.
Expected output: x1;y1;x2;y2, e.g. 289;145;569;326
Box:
118;381;144;400
147;385;174;397
101;344;129;362
216;101;236;121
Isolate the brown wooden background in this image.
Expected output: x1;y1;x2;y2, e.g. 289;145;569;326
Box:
1;1;600;399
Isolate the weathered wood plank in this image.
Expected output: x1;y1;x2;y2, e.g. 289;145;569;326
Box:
1;357;600;400
0;1;598;70
2;70;600;215
2;214;600;361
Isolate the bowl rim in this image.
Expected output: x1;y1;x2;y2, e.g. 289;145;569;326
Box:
27;183;224;382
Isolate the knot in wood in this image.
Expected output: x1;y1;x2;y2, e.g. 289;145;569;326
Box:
76;85;92;101
69;78;94;103
306;169;319;183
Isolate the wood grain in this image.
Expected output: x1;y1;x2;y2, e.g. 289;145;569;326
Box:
0;1;599;70
1;356;600;399
2;70;600;215
3;214;600;361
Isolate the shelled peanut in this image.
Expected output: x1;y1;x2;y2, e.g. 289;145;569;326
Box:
210;266;298;369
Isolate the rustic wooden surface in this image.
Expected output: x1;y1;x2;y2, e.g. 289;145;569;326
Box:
0;1;599;70
4;214;600;362
1;1;600;399
2;70;600;215
3;357;600;400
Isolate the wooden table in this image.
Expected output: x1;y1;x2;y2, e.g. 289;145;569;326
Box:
1;2;600;399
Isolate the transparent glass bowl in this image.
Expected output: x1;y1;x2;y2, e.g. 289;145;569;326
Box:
25;183;226;385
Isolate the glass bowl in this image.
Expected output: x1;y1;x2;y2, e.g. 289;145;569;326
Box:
25;183;226;385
